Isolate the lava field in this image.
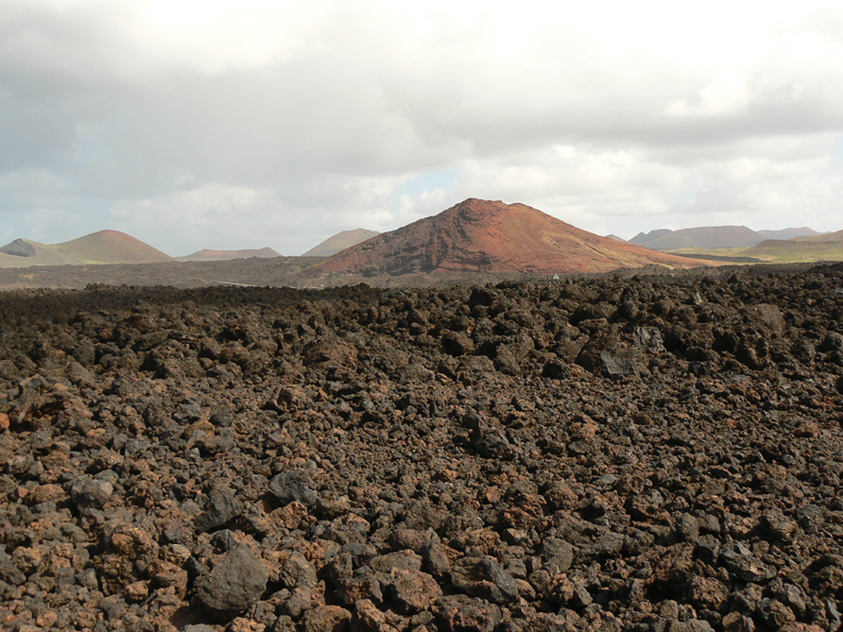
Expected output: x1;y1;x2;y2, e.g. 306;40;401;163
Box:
1;264;843;632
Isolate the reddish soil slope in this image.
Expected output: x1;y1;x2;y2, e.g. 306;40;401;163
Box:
314;199;705;275
53;230;171;264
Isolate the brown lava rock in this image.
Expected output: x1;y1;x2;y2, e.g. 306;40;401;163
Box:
1;263;843;631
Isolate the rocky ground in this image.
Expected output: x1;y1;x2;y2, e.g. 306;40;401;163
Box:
1;264;843;632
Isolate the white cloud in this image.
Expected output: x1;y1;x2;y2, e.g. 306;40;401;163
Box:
665;70;755;119
2;0;843;253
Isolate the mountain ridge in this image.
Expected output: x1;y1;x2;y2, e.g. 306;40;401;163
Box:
743;229;843;262
631;226;763;250
178;247;281;261
631;225;820;250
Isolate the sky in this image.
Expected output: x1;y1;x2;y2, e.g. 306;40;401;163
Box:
1;0;843;256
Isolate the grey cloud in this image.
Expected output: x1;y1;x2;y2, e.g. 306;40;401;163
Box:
671;183;751;216
0;90;78;173
2;1;843;253
0;2;136;102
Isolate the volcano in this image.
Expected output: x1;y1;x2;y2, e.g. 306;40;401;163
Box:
0;230;171;268
52;230;171;264
313;199;705;276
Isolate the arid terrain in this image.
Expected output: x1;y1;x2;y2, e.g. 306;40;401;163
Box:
0;198;710;292
0;257;324;292
2;263;843;632
629;228;843;266
3;199;841;281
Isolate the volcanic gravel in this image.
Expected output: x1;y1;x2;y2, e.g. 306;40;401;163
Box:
1;264;843;632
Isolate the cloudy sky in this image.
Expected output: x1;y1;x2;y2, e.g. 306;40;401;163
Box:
2;0;842;256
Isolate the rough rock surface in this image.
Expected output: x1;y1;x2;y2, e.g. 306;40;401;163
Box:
1;263;843;632
196;544;268;615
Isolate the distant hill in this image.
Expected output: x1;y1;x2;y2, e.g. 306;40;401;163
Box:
0;230;171;268
178;247;281;261
303;229;380;257
605;234;626;242
52;230;170;264
744;229;843;262
790;229;843;244
757;227;820;240
0;239;86;267
311;198;705;276
630;225;821;251
630;228;672;244
630;226;764;250
0;239;37;258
